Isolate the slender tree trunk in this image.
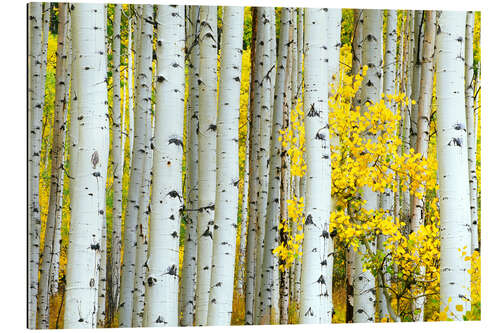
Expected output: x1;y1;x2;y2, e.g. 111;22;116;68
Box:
180;5;200;326
465;11;479;253
119;5;153;327
206;7;244;325
143;4;185;327
436;10;471;320
244;8;260;324
109;4;123;322
254;8;273;323
131;108;153;327
410;11;424;150
127;13;135;169
28;3;43;327
377;9;398;322
346;8;363;324
353;9;382;324
37;4;69;328
258;8;291;325
409;11;436;322
195;6;218;326
299;8;331;324
64;4;108;328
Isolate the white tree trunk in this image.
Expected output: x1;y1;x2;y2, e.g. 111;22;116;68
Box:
110;3;123;319
410;10;424;150
299;8;331;324
353;9;382;324
127;14;135;167
377;9;398;322
28;3;43;327
436;10;471;320
143;4;185;327
132;113;153;327
254;8;274;323
465;11;479;253
206;7;244;325
180;5;200;327
195;5;218;326
37;4;69;328
258;8;291;325
409;11;437;322
244;8;261;324
64;4;108;328
119;5;153;327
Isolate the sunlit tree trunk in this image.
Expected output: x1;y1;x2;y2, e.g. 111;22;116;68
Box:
410;10;424;151
206;7;244;325
326;8;342;315
254;8;274;323
143;4;185;327
401;10;414;236
37;4;69;328
299;8;331;324
244;8;260;324
465;11;479;253
119;5;153;327
409;10;436;321
436;10;471;320
132;110;153;327
127;13;135;168
346;8;363;323
64;4;108;328
353;9;382;324
195;5;218;326
28;3;43;327
258;8;291;325
109;4;123;320
377;9;398;322
180;5;200;326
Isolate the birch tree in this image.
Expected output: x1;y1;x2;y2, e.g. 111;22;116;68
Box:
206;7;244;325
409;10;436;321
353;9;382;324
28;3;43;327
244;8;261;324
435;10;471;320
377;9;398;322
64;4;108;328
465;11;479;253
143;4;185;327
180;5;200;326
37;4;69;328
119;5;153;327
110;4;123;318
195;6;218;326
299;8;332;324
254;8;273;322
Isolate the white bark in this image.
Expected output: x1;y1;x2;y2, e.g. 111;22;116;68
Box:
64;4;108;328
128;14;135;167
353;9;382;324
37;4;69;328
119;5;153;327
377;9;398;322
410;10;424;150
299;8;331;324
132;113;153;327
195;6;218;326
28;3;43;327
180;5;200;327
410;11;437;321
110;3;123;319
436;10;471;319
259;7;291;325
244;8;261;324
465;11;479;253
143;4;185;327
254;8;273;323
206;7;244;325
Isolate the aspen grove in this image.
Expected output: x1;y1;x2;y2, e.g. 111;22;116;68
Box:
28;3;481;328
